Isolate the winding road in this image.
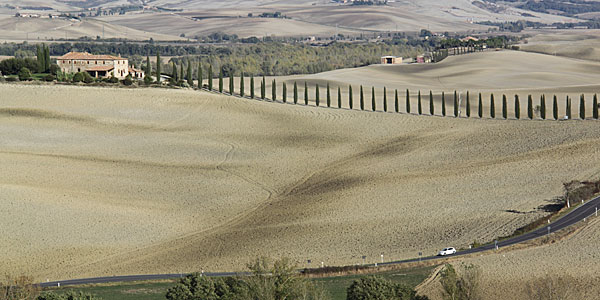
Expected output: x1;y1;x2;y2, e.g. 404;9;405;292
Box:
40;195;600;288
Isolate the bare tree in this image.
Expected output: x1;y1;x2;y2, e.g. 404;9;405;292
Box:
525;274;575;300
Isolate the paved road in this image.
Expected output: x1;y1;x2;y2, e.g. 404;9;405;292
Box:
40;195;600;288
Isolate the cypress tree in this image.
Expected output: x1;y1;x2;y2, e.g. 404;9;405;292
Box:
187;60;193;86
156;50;161;83
502;94;507;119
260;75;267;100
429;91;434;115
171;62;177;84
349;85;353;109
371;86;376;112
146;55;151;77
418;90;422;115
229;72;234;95
180;63;184;83
553;95;558;120
383;87;387;112
395;89;399;113
490;93;495;119
593;94;598;120
293;82;298;104
282;82;287;103
338;86;342;109
466;91;471;117
442;92;446;116
360;85;365;110
580;94;585;120
527;95;533;119
272;79;277;101
208;65;213;90
218;69;224;93
453;90;458;117
540;95;546;120
406;89;411;113
304;82;308;105
36;45;43;73
240;72;245;97
566;96;572;120
260;76;265;100
197;62;202;88
478;93;483;118
44;44;50;72
515;95;520;119
327;83;331;107
315;84;320;106
250;75;255;99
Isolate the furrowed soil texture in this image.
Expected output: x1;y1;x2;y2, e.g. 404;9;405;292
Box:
1;83;599;281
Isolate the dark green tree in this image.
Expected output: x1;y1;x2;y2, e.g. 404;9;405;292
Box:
553;95;558;120
43;44;50;72
187;60;193;86
272;79;277;101
429;91;434;115
349;85;354;109
580;94;586;120
315;84;320;106
490;93;495;119
282;82;287;103
594;94;598;120
338;86;342;109
527;94;533;119
383;87;387;112
262;76;266;100
540;94;546;120
566;96;572;120
478;93;483;118
240;72;245;97
395;89;399;113
156;50;161;83
36;45;44;73
171;61;177;84
180;62;184;83
502;94;507;119
442;92;446;116
293;81;298;104
197;62;202;88
406;89;411;113
360;85;365;110
346;276;428;300
218;69;224;93
515;95;520;119
453;90;458;117
466;91;471;117
229;72;234;95
326;82;331;107
372;86;376;112
418;90;422;115
208;64;213;90
146;55;151;77
250;75;255;99
304;81;308;105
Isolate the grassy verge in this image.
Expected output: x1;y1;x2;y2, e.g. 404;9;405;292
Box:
41;265;436;300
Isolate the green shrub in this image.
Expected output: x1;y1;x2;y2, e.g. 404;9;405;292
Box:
49;64;60;76
144;75;153;85
18;67;32;81
37;290;102;300
108;76;119;84
44;74;55;82
122;75;133;86
72;72;84;83
82;72;94;84
6;76;18;82
346;276;428;300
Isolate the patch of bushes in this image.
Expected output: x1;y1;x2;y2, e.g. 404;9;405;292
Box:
347;276;428;300
44;74;55;82
17;67;32;81
121;74;133;86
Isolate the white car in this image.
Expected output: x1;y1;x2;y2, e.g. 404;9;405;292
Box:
438;247;457;256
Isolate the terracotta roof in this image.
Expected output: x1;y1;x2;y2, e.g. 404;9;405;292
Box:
86;65;115;71
58;52;122;60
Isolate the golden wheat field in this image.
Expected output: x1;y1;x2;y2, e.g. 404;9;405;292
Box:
1;71;599;282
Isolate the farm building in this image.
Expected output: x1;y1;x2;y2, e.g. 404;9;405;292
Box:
381;56;403;65
57;52;143;79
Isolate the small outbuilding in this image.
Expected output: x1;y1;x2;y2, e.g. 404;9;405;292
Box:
381;56;402;65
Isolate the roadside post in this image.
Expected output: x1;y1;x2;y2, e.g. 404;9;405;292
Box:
547;226;551;237
418;252;422;262
494;240;498;250
380;254;384;263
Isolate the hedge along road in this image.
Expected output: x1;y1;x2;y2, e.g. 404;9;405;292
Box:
39;195;600;288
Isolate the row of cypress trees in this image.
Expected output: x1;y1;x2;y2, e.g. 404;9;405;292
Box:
167;57;598;121
200;72;599;121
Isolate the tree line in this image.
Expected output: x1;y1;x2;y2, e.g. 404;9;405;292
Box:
181;63;599;121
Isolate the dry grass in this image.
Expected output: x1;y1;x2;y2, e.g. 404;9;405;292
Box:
1;74;599;281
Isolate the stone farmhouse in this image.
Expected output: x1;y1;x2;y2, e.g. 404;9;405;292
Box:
57;52;144;79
